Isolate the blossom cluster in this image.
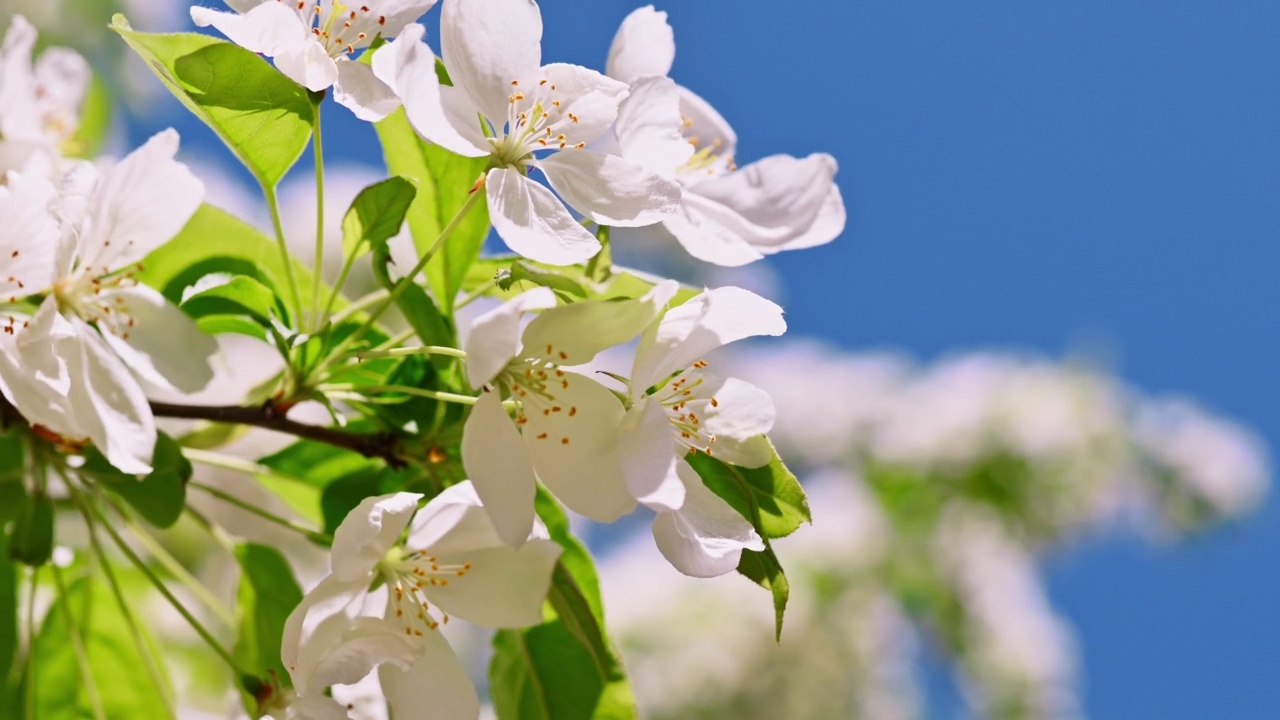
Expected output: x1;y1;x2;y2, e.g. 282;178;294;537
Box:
0;2;843;718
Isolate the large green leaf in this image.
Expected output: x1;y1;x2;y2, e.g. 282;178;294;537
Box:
182;275;290;330
234;544;303;697
31;575;172;720
112;15;314;188
687;445;808;639
80;434;191;529
138;204;312;310
341;176;419;260
489;491;637;720
686;443;811;539
375;107;491;311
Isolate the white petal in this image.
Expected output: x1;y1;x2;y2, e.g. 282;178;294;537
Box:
0;16;39;141
523;372;635;523
618;400;685;512
190;3;308;55
95;285;218;394
678;85;737;163
407;481;504;555
0;172;58;298
333;60;400;122
440;0;542;123
632;286;786;391
372;26;489;157
78;130;203;272
68;318;156;474
32;47;89;131
424;540;560;627
519;280;676;366
539;149;679;227
0;316;76;434
330;492;423;583
275;39;341;92
651;460;764;578
365;0;440;36
286;696;352;720
462;286;556;389
281;575;369;692
460;391;537;546
699;375;775;444
486;168;600;266
307;617;421;689
533;63;628;147
661;192;766;267
380;630;480;720
614;76;693;178
687;153;844;254
606;6;675;83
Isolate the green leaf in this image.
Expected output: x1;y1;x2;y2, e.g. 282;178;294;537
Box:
138;204;313;310
234;544;303;695
31;575;172;720
686;443;811;539
83;434;191;529
341;176;419;259
8;494;53;567
182;275;287;328
0;536;17;712
112;15;314;188
686;444;807;640
488;492;637;720
375;107;491;311
736;544;791;642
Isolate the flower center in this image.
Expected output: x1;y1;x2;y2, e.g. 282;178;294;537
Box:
678;114;736;179
52;265;142;341
286;0;386;58
494;349;585;446
654;361;720;457
382;549;474;639
488;78;589;167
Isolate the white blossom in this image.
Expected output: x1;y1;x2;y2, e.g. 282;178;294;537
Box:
191;0;437;120
371;0;680;265
605;6;846;267
0;14;90;177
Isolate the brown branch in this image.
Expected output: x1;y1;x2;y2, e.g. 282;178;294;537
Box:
148;401;404;466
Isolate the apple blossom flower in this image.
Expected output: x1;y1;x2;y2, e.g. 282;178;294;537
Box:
605;6;846;267
279;483;561;719
0;14;90;177
190;0;436;121
370;0;681;265
460;281;676;546
619;286;785;576
0;130;217;473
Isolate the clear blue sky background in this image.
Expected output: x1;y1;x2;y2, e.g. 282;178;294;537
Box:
149;1;1280;717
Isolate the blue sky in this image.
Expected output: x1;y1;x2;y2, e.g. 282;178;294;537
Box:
148;1;1280;716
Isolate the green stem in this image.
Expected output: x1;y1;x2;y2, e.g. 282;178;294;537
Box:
23;568;36;720
456;276;501;309
329;190;484;361
74;492;176;716
309;99;326;332
87;500;247;678
50;563;107;720
328;287;389;326
319;383;479;406
184;448;320;488
354;345;467;362
188;480;332;547
110;504;236;628
263;184;304;325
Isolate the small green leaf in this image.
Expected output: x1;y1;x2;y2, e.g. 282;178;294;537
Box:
686;443;811;539
736;543;791;641
8;494;53;567
234;544;303;697
112;15;314;188
182;275;286;327
375;107;491;311
341;176;418;259
31;575;173;720
84;434;191;529
466;256;699;305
